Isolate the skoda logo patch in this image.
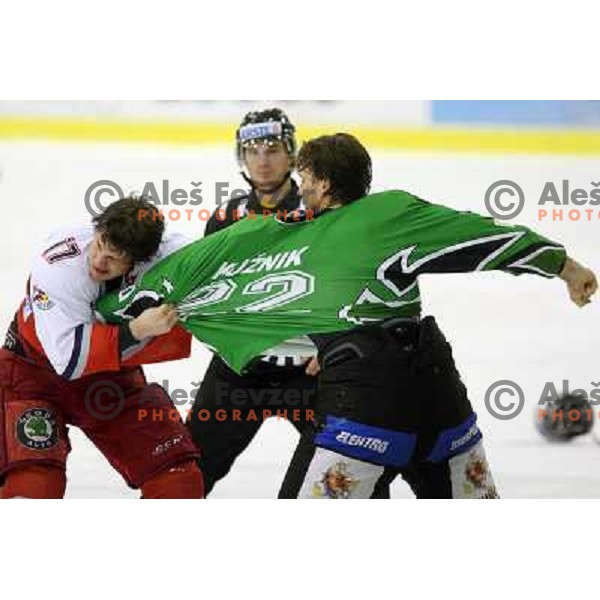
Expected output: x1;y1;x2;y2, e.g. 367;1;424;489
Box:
16;408;58;450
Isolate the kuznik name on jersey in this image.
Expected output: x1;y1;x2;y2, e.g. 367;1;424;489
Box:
96;190;566;374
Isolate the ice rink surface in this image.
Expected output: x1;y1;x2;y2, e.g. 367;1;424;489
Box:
0;140;598;498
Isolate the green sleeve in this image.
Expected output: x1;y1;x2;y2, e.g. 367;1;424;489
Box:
396;195;567;278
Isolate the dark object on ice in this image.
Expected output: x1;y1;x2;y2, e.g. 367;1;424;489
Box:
536;394;594;442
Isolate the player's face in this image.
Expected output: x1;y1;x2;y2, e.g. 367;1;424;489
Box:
89;233;133;282
243;140;292;192
298;168;330;211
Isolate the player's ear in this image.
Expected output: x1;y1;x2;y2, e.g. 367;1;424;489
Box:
319;177;332;199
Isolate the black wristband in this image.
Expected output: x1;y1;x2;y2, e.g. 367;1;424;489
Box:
119;322;139;355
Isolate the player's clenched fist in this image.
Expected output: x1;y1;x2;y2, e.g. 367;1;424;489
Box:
129;304;180;340
560;257;598;307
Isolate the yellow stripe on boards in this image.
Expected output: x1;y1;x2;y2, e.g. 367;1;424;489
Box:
1;116;600;155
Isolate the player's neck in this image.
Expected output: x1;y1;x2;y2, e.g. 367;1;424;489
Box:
315;196;341;212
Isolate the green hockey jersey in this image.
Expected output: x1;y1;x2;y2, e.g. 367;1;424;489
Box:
96;190;567;373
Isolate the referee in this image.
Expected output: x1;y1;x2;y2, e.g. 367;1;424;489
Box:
186;108;319;495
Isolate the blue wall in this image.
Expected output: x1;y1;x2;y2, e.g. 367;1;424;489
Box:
432;101;600;128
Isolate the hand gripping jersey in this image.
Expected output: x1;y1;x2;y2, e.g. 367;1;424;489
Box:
95;191;567;374
6;225;191;379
